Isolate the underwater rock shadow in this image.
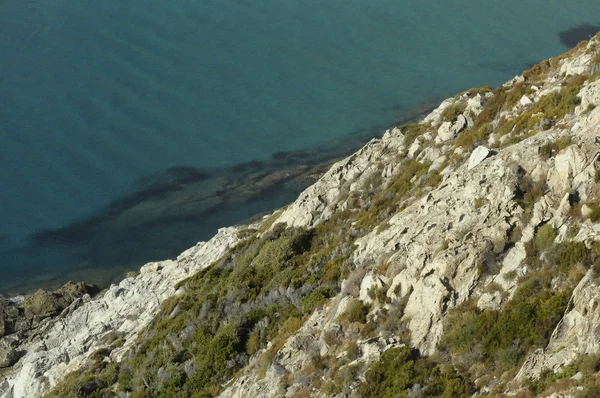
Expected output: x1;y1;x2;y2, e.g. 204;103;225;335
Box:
31;102;439;250
559;23;600;48
15;102;438;293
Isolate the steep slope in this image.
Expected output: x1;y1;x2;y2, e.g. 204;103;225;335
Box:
3;33;600;398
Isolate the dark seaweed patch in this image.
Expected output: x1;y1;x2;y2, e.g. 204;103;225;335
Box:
231;160;264;173
559;23;600;48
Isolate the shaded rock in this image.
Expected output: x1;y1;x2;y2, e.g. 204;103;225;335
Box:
0;338;18;368
22;282;98;319
22;290;58;318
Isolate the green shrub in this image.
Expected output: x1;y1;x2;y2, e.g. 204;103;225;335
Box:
589;204;600;222
301;286;336;312
523;60;553;82
504;82;532;109
339;299;370;324
441;272;572;373
535;224;557;253
474;87;507;128
346;341;360;361
441;102;467;122
539;136;573;160
453;125;489;150
402;123;429;146
532;74;586;122
359;346;473;397
548;241;589;273
515;173;547;222
580;385;600;398
528;353;600;395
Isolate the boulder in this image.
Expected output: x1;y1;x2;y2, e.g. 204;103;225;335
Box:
21;282;98;319
467;146;490;170
437;114;467;142
0;338;18;368
359;273;388;304
520;95;533;106
22;290;59;318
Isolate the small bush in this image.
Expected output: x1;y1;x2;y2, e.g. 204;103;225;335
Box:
474;88;507;128
346;341;360;361
589;204;600;222
532;74;586;122
339;299;370;324
441;102;468;122
402;123;429;146
548;241;590;273
515;173;547;222
441;272;572;374
535;224;557;253
539;136;572;160
474;196;486;210
359;346;474;397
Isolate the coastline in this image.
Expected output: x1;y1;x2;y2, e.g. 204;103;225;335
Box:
2;31;600;397
0;101;440;296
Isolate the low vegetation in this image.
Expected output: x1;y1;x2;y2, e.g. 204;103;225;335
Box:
441;102;467;123
441;270;572;374
539;136;573;160
359;346;474;398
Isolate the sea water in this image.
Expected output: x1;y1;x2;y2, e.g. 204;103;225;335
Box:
1;0;600;293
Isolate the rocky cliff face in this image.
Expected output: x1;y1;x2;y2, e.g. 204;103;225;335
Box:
0;227;241;397
3;34;600;398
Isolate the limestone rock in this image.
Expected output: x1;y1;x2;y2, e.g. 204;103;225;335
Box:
467;146;490;170
517;270;600;381
429;156;447;172
358;273;388;304
423;98;455;126
437;114;467;142
0;338;18;368
520;95;533;106
0;227;241;398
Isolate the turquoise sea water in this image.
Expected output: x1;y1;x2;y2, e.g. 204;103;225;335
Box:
1;0;600;293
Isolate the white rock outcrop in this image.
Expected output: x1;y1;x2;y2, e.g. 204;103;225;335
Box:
436;114;467;142
467;146;490;170
0;227;241;398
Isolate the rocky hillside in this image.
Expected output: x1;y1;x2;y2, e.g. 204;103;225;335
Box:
3;34;600;398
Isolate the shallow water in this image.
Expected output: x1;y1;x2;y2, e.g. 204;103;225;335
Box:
1;0;600;293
